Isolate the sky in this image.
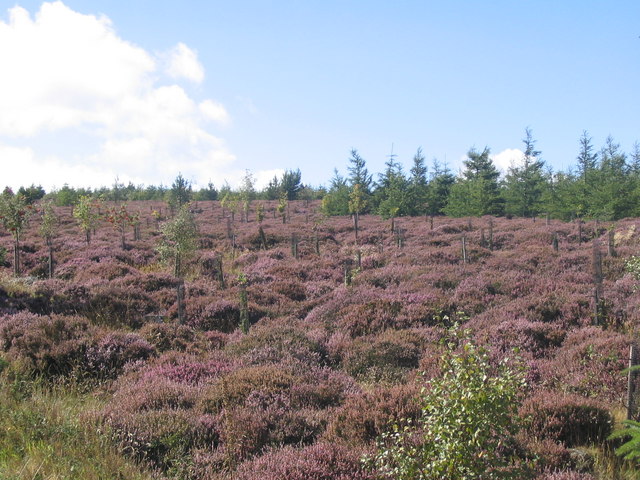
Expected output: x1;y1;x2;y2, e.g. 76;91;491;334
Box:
0;1;638;191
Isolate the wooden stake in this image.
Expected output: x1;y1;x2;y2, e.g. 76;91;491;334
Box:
462;235;468;264
628;344;637;420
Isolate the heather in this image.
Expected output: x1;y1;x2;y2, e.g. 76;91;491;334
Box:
0;201;639;478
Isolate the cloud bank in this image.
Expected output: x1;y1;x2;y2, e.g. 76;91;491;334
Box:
0;1;235;190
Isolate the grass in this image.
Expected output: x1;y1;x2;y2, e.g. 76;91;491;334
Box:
0;373;159;480
589;407;640;480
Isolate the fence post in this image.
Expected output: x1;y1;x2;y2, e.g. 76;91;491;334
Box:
176;281;185;325
628;344;637;420
462;235;468;264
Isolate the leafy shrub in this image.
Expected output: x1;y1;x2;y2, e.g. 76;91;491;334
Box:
369;331;529;480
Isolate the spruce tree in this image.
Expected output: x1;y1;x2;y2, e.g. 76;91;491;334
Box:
407;147;429;216
503;128;546;218
347;149;373;198
446;147;503;217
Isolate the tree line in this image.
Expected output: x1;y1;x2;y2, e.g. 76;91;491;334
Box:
9;129;640;221
323;129;640;222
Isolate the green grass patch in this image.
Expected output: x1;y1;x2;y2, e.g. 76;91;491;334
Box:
0;376;158;480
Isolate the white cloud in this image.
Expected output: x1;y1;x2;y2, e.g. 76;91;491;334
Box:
491;148;524;174
0;2;242;190
0;2;155;136
165;42;205;84
0;145;116;188
199;99;230;126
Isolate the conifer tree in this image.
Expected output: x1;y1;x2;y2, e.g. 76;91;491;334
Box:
407;147;429;216
376;152;408;219
503;128;546;218
347;149;373;210
426;159;455;216
321;169;350;216
445;147;503;217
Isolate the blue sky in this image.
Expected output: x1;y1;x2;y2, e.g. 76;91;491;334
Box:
1;1;638;190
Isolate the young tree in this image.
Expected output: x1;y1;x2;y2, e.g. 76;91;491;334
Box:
590;135;634;219
277;193;288;224
576;130;598;184
445;147;503;217
407;147;429;216
280;168;302;200
321;169;350;216
630;141;640;175
157;204;199;278
220;191;239;222
239;170;256;222
106;204;135;249
426;159;455;216
73;195;99;245
347;149;373;208
194;181;218;201
503;128;546;218
167;173;192;211
17;184;45;204
255;202;265;223
376;154;408;220
0;189;33;275
349;183;367;241
370;329;529;480
264;175;281;200
38;200;58;278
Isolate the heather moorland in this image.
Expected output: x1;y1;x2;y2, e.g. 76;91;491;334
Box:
1;199;639;479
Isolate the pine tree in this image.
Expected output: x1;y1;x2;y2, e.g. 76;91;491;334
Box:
321;169;350;216
446;147;503;217
407;147;429;216
347;149;373;203
280;169;302;200
376;151;408;218
426;159;455;216
167;173;192;210
573;131;598;218
591;136;633;219
503;128;546;218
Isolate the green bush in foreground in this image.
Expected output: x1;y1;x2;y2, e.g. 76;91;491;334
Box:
368;329;532;480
